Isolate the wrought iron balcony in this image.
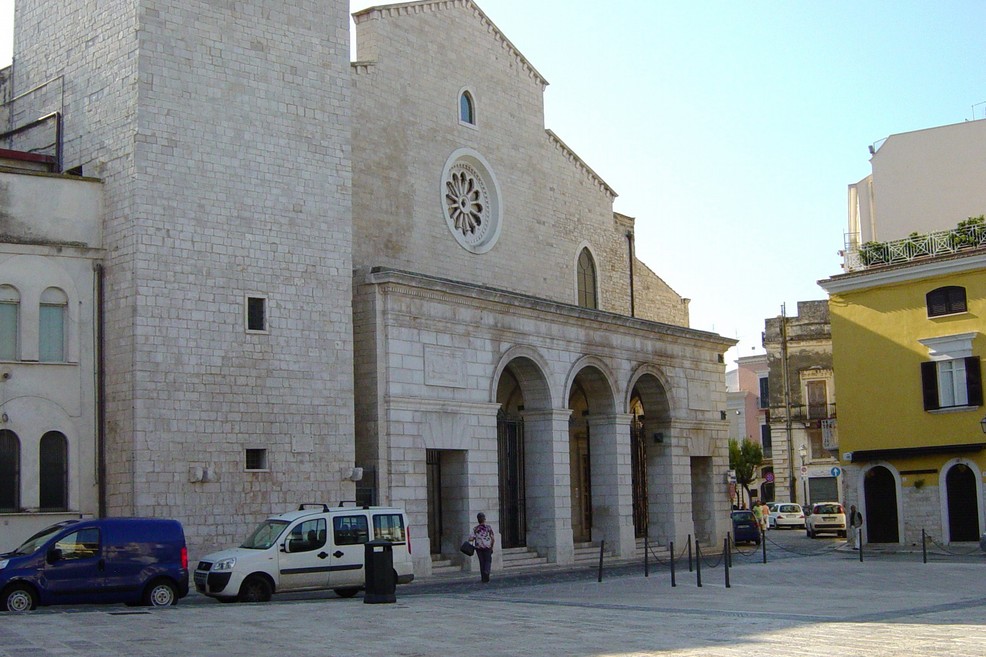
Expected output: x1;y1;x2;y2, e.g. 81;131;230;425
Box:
842;221;986;272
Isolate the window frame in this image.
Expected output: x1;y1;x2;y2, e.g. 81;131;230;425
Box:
926;286;967;318
245;448;269;472
39;288;68;363
458;89;477;127
0;429;19;512
922;356;983;411
0;285;20;361
39;431;69;511
245;295;268;334
576;247;598;309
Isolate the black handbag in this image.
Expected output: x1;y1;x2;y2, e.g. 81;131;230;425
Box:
460;540;475;556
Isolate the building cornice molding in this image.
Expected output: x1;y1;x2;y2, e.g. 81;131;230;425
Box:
546;130;617;200
820;251;986;295
353;0;548;90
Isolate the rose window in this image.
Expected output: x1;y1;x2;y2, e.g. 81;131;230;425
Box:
440;149;502;254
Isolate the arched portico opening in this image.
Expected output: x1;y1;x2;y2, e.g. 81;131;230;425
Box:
628;373;672;540
567;364;617;545
945;462;980;542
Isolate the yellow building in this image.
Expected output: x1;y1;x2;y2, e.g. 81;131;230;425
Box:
820;234;985;547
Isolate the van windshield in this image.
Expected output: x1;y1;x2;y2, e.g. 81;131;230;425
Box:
240;519;290;549
11;520;77;556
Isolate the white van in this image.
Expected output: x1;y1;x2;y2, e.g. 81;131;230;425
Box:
193;503;414;602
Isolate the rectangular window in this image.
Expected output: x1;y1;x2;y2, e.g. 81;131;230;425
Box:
808;427;825;460
760;423;772;458
922;357;982;410
0;303;17;360
758;377;769;409
246;296;267;332
333;515;370;546
39;304;66;362
806;380;828;419
373;513;407;543
245;448;268;471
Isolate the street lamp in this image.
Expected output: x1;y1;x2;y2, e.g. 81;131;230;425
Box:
980;414;986;434
798;443;809;506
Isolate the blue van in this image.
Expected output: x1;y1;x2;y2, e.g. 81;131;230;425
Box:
0;518;189;612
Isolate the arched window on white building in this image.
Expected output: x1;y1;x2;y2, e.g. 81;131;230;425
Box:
0;285;19;361
577;248;598;309
39;287;68;362
0;430;20;512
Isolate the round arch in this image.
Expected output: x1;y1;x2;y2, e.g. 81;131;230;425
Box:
490;345;553;410
564;355;618;416
938;458;984;543
857;462;903;544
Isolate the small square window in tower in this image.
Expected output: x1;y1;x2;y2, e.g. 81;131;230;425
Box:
245;448;268;471
246;296;267;332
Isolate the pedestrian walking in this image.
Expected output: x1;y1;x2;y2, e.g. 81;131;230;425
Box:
469;512;495;583
848;504;863;550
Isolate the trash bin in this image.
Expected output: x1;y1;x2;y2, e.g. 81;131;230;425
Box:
364;540;396;604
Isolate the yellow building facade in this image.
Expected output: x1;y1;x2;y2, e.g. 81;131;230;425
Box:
820;247;986;546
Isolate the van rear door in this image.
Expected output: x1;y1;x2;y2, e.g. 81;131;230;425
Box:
326;513;369;587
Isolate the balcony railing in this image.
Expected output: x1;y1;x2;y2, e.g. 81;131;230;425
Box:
842;222;986;272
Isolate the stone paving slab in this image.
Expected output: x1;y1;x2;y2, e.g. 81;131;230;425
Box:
2;552;984;657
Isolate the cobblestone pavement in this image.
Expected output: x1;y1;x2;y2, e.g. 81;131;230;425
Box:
2;548;985;657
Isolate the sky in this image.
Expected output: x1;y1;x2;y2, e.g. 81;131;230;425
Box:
2;1;985;367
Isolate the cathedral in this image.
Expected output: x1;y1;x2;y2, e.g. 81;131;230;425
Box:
0;0;732;577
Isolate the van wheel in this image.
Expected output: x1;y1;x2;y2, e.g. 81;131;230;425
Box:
238;575;272;603
334;587;360;598
144;579;178;607
2;584;37;612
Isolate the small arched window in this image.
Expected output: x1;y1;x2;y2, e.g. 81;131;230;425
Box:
926;286;967;317
459;91;475;125
577;248;598;309
39;287;68;362
0;430;20;512
39;431;68;510
0;285;19;361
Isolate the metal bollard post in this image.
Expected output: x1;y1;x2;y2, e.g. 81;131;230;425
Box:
645;534;649;577
688;534;693;572
859;535;863;562
762;532;767;564
696;540;702;587
726;532;732;568
922;529;927;564
670;541;676;587
597;540;605;583
724;538;730;589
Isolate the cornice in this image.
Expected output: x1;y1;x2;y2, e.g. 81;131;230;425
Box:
820;249;986;295
353;1;548;90
546;130;617;200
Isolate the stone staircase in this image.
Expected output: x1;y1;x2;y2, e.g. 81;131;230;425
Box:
500;546;549;570
429;553;463;576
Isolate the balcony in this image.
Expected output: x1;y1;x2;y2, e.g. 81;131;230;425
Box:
842;220;986;272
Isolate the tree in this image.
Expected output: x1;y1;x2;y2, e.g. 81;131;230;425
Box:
729;438;764;508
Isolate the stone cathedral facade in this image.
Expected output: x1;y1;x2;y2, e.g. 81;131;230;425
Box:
2;0;732;577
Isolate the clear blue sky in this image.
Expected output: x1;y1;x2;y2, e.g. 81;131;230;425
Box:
4;1;985;366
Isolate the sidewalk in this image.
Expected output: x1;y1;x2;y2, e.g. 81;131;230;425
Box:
3;549;985;657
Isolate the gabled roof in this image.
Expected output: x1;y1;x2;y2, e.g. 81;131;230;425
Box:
353;0;549;90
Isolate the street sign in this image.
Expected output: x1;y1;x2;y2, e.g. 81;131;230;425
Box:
800;466;808;475
765;472;775;483
831;466;842;477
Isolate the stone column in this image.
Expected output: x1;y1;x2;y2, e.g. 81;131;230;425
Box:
521;409;575;564
588;413;636;559
648;421;695;549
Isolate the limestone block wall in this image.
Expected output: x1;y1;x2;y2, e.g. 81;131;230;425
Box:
14;0;356;556
632;258;690;327
352;2;645;315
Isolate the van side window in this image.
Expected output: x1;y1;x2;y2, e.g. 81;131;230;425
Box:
55;528;100;560
287;518;326;552
333;515;369;546
373;514;406;542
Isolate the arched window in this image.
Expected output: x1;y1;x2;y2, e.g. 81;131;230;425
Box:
39;287;68;362
0;285;19;361
459;91;475;125
926;286;967;317
577;248;598;309
39;431;68;510
0;430;19;512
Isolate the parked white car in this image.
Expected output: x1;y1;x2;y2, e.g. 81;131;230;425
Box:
768;503;806;529
805;502;847;538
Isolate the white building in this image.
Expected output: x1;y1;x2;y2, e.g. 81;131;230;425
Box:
2;0;734;576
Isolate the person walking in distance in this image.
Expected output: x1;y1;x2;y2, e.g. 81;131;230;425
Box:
848;504;863;550
470;512;495;583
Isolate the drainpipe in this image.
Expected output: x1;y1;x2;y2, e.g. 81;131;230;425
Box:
780;304;795;505
626;231;635;317
95;263;106;517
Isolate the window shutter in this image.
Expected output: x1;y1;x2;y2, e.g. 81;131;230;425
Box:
965;356;983;407
921;361;940;410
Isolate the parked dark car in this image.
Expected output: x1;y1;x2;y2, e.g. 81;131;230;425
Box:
0;518;189;612
731;510;762;545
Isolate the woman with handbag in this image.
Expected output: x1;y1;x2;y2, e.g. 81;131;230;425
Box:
468;512;495;582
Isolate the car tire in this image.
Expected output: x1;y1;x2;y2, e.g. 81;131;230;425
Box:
144;579;178;607
334;587;360;598
238;575;273;603
838;530;847;538
2;584;37;613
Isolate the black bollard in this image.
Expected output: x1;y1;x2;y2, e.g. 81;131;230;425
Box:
670;541;676;587
696;540;702;587
724;538;730;589
726;532;732;568
859;535;863;562
762;532;767;564
597;539;605;583
688;534;693;572
922;529;927;564
644;534;649;577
